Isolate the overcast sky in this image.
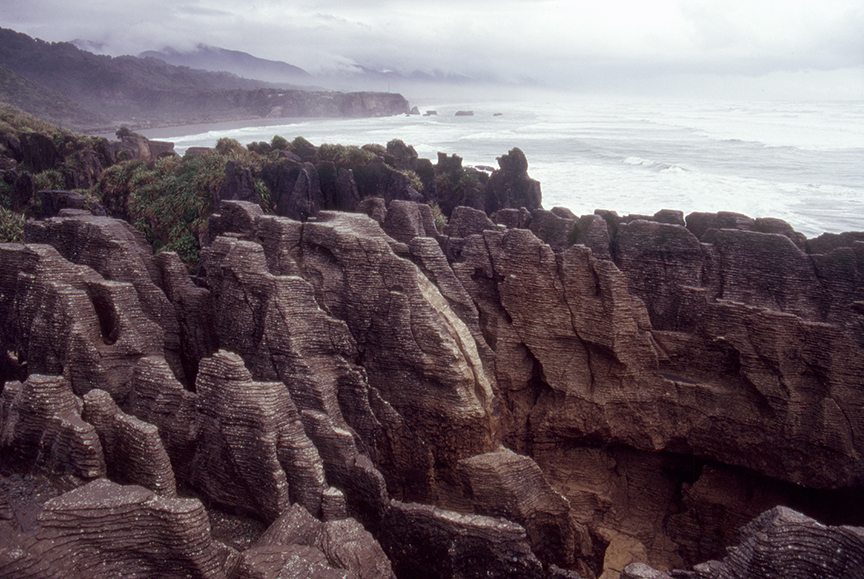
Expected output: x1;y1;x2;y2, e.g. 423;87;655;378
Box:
3;0;863;99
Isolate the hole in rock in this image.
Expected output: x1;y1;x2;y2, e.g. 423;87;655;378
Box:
90;292;120;345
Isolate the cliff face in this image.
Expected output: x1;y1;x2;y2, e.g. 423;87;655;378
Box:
2;197;864;579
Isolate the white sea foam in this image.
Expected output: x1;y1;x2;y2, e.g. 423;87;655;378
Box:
154;97;864;238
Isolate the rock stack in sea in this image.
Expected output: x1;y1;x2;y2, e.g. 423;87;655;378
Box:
3;139;864;579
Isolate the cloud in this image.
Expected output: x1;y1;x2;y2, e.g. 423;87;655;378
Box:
2;0;862;97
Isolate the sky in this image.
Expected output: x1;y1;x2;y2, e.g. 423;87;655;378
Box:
2;0;863;99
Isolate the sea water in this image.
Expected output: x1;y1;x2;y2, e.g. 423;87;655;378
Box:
154;97;864;239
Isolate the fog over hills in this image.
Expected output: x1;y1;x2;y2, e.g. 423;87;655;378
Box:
0;27;410;131
138;44;315;87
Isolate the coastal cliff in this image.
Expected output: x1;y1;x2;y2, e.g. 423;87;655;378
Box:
0;27;410;130
2;121;864;579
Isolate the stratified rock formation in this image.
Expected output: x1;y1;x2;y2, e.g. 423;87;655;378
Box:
622;507;864;579
2;178;864;579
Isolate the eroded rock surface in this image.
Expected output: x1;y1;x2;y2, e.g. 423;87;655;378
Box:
2;201;864;579
623;507;864;579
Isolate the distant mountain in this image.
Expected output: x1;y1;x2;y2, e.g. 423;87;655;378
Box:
0;28;409;131
138;43;497;94
140;45;314;87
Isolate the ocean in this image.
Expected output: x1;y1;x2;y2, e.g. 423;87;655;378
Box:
149;97;864;239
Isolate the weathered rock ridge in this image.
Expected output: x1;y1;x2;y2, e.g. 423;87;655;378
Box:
1;201;864;579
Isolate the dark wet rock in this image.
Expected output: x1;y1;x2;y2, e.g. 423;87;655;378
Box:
259;158;323;221
218;160;259;206
612;219;706;330
355;197;388;225
153;250;217;382
206;199;264;245
571;213;612;259
652;209;685;226
318;161;362;212
352;162;422;206
701;227;825;319
493;207;532;229
112;135;175;163
754;216;806;249
806;231;864;255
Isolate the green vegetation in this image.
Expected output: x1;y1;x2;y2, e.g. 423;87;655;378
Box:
0;101;469;264
100;153;228;264
428;202;447;230
0;205;25;242
318;143;380;166
0;101;66;137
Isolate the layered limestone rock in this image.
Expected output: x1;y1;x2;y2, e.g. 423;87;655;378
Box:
0;242;164;399
128;351;327;523
2;199;864;579
24;215;184;383
21;479;230;579
240;502;395;579
82;388;177;496
623;507;864;579
296;211;498;497
0;374;104;481
379;501;580;579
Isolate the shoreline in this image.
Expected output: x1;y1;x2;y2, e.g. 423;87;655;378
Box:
90;115;366;141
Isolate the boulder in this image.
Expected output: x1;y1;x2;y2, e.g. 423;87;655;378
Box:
456;448;592;569
379;501;550;579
